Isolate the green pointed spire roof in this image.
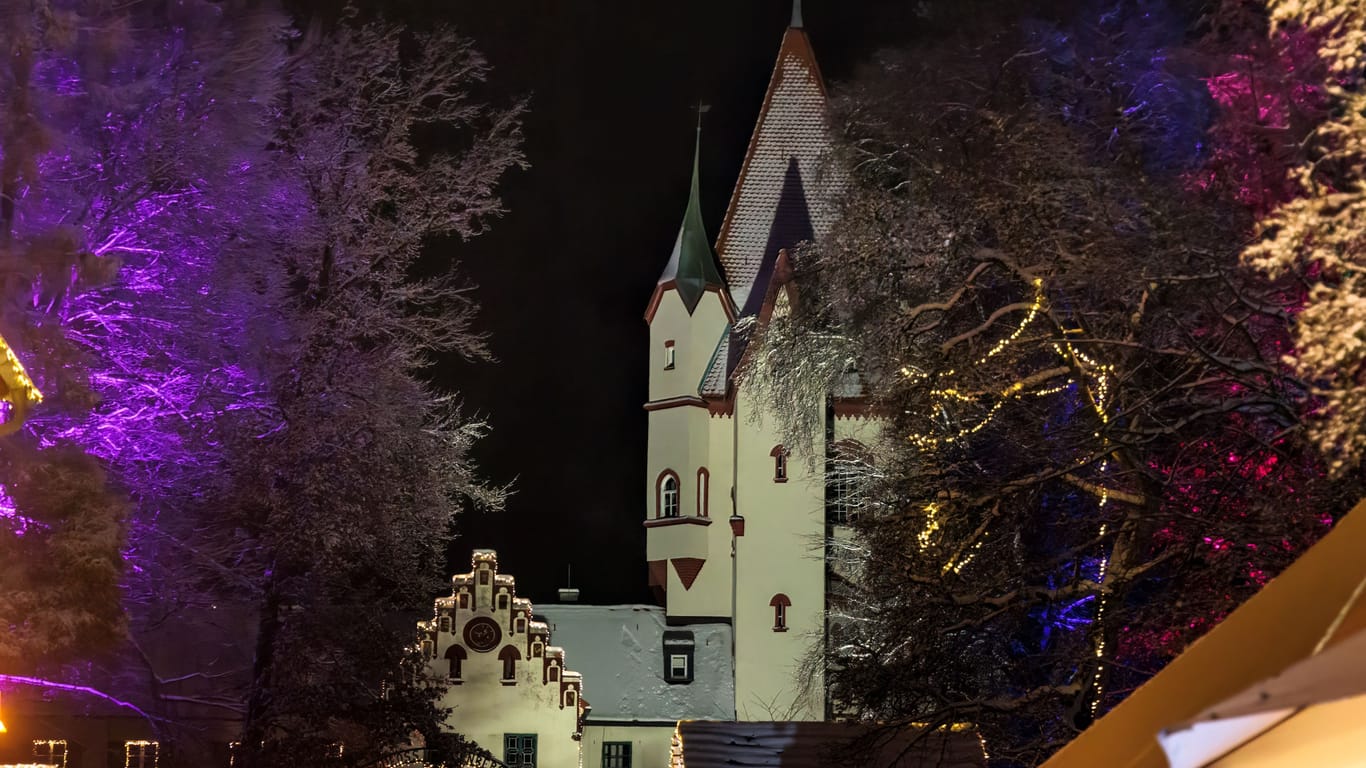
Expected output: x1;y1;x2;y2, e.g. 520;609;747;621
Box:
658;129;726;314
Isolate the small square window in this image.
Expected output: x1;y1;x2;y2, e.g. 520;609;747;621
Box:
124;740;159;768
663;630;695;684
603;741;633;768
33;739;68;768
504;733;537;766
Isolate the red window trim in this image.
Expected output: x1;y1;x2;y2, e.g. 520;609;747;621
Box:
770;445;788;483
664;339;676;370
770;593;791;632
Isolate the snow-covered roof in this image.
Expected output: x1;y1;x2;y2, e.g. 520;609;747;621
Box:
714;26;837;313
535;604;734;723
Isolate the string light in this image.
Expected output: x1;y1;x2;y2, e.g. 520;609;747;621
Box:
899;273;1124;713
917;503;941;551
32;739;68;768
124;740;159;768
0;333;43;405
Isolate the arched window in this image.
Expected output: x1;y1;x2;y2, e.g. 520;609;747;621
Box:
438;615;451;633
770;593;791;632
532;640;543;657
549;664;560;683
515;616;526;634
566;690;577;708
445;645;467;680
499;645;520;683
657;470;680;518
771;445;788;482
497;592;509;610
696;468;710;517
829;440;872;524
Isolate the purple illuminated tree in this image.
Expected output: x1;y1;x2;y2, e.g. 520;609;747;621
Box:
748;1;1357;763
0;0;286;675
1;3;522;764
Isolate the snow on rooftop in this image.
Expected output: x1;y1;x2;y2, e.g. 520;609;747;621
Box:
715;29;837;313
536;604;735;722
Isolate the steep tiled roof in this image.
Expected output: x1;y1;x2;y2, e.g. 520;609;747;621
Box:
699;327;731;397
714;25;836;312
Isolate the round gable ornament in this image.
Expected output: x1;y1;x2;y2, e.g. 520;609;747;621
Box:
463;616;503;653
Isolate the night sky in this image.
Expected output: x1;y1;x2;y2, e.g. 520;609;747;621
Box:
375;1;921;605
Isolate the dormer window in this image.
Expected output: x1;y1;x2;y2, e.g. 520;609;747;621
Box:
657;471;680;518
664;340;676;370
771;445;788;483
663;630;695;684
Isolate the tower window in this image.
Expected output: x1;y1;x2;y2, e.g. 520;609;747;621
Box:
497;593;509;610
663;340;676;370
696;467;709;516
657;471;680;518
770;593;792;632
771;445;788;482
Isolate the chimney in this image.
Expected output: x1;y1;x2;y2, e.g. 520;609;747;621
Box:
559;563;580;602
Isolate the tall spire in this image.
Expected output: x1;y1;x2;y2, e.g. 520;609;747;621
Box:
657;116;726;314
791;0;803;28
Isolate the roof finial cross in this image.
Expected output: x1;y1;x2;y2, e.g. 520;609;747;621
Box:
791;0;803;28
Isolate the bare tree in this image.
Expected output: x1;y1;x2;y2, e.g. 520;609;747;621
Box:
748;3;1358;763
226;12;524;766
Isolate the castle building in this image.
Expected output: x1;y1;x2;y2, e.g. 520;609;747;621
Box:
640;7;875;725
432;10;884;768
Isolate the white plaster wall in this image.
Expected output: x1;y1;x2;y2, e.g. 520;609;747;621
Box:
581;724;675;768
646;287;734;621
730;386;826;721
646;290;728;404
428;561;582;767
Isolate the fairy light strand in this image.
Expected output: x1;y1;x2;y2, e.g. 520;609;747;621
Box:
898;275;1122;712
